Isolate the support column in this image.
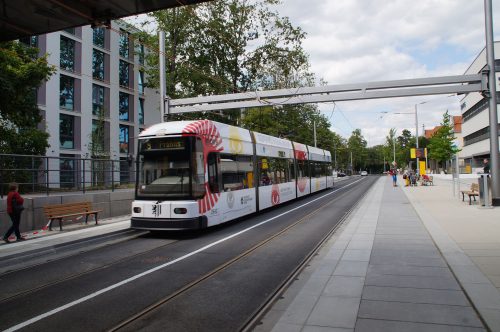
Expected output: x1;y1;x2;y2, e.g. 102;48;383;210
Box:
484;0;500;205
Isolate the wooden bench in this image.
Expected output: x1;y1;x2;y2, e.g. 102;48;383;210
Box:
460;183;479;205
43;202;102;231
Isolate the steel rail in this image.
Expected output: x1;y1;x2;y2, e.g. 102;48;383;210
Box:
107;177;371;332
0;231;173;305
239;177;374;331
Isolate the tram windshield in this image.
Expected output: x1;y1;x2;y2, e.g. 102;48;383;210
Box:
136;136;204;199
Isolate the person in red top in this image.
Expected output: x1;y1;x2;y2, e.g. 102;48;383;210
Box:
3;182;26;243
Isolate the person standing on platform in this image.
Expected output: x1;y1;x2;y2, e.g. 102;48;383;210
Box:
390;168;397;187
483;158;490;174
3;183;26;243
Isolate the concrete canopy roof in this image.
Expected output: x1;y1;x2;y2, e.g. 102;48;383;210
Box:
0;0;212;42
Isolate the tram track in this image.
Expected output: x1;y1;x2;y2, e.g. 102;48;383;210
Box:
0;177;373;332
108;177;372;331
0;234;181;304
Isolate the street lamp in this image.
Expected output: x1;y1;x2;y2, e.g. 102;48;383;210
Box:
393;136;396;164
415;101;426;175
393;102;425;174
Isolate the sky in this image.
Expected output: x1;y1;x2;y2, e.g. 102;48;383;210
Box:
271;0;499;146
128;0;499;146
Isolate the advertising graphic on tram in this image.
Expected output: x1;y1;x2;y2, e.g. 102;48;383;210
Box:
131;120;334;230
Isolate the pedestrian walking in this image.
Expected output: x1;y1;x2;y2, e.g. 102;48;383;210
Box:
3;182;26;243
390;168;397;187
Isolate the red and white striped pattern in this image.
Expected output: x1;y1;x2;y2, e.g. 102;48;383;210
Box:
183;120;224;214
198;182;220;214
183;120;223;152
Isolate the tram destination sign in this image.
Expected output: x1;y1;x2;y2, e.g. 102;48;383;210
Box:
142;138;186;151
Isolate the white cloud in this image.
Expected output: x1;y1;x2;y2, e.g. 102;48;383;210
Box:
273;0;499;145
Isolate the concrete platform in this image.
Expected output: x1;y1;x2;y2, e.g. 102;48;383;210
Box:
258;176;500;332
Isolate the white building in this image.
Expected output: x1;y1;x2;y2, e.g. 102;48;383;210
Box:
22;20;161;186
459;41;500;173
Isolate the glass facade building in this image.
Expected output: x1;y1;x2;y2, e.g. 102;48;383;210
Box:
31;20;160;187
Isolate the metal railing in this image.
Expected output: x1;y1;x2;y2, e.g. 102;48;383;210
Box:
0;154;137;198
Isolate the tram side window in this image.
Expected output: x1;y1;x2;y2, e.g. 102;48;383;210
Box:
259;157;291;186
288;159;296;180
220;154;253;191
327;164;333;176
312;162;323;178
296;159;309;179
236;155;254;189
208;153;220;193
259;157;271;186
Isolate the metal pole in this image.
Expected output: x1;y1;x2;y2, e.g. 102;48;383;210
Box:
45;157;49;196
83;159;86;194
423;124;428;171
415;104;420;175
393;137;396;164
452;162;456;196
334;147;337;170
456;154;460;198
159;31;167;122
350;151;353;174
484;0;500;205
313;120;317;147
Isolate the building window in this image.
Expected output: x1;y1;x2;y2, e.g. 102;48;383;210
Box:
119;125;129;153
60;36;75;71
60;75;74;111
91;119;105;153
92;84;105;116
92;49;105;80
119;92;130;121
60;114;75;149
60;155;76;188
120;158;132;183
93;27;105;48
64;28;75;35
138;71;144;94
119;30;129;58
19;36;38;48
119;60;129;87
138;98;144;125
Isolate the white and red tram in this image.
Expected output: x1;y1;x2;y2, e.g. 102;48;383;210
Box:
131;120;334;230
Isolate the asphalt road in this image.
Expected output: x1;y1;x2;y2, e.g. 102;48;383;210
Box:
0;176;377;332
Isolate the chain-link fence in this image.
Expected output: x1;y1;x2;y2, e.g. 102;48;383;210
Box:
0;154;136;198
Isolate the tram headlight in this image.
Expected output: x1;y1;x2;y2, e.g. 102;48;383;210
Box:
174;208;187;214
133;207;142;213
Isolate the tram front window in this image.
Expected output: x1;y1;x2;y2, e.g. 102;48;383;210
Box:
137;137;204;199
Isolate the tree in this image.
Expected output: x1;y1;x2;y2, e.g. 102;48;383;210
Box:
384;128;397;167
0;41;55;192
428;111;460;168
348;129;367;172
366;144;386;173
0;41;55;155
140;0;309;124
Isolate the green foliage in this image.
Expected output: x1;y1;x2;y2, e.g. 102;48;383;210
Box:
428;111;460;165
348;129;367;171
0;41;54;191
138;0;312;126
0;41;54;155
